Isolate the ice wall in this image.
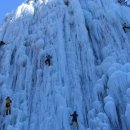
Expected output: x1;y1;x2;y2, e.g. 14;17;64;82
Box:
0;0;130;130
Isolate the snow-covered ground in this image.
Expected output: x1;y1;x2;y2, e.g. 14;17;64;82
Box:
0;0;130;130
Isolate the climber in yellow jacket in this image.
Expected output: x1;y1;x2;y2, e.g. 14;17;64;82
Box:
6;97;12;115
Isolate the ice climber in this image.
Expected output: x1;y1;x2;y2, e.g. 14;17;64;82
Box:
45;55;52;66
64;0;69;6
122;23;130;32
0;41;5;46
117;0;122;4
70;111;79;129
5;97;12;115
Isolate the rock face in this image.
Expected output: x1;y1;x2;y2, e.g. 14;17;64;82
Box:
0;0;130;130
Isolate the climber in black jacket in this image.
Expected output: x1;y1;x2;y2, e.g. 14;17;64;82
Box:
0;41;5;46
122;23;130;32
70;111;79;129
64;0;69;6
45;55;52;66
